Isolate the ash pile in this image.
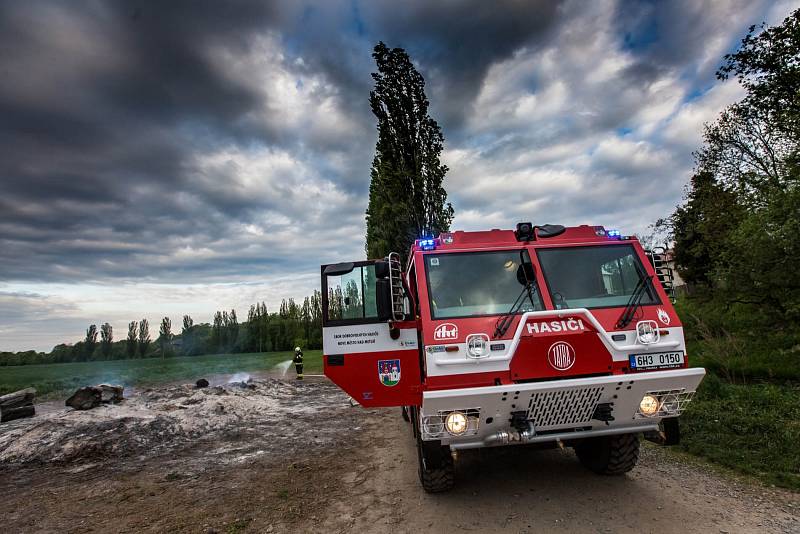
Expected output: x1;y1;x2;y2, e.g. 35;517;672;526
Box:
0;377;353;467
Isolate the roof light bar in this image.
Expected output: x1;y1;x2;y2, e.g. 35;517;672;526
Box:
607;229;622;239
417;238;437;251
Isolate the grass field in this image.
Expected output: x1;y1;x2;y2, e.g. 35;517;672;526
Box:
0;350;323;398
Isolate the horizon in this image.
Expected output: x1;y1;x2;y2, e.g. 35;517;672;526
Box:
1;0;797;352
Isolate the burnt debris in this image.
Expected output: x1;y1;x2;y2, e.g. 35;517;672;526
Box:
0;388;36;423
65;384;124;411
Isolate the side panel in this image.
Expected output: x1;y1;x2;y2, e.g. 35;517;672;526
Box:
323;323;421;407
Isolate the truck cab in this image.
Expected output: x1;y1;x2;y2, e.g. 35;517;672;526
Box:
321;223;705;492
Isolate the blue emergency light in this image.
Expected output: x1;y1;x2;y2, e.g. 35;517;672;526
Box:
607;229;622;239
417;238;437;250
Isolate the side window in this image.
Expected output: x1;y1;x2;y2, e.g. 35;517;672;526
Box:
325;264;378;323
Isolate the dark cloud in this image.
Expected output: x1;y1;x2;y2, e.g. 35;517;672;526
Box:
0;2;360;284
614;0;770;82
358;0;564;132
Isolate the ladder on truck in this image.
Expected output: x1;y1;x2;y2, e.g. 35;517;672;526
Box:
387;252;405;321
645;247;676;302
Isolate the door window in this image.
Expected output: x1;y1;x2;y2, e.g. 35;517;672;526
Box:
324;264;378;323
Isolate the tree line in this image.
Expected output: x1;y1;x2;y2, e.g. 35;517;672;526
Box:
0;292;323;366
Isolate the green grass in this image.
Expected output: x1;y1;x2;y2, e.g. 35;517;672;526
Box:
680;373;800;491
0;350;322;398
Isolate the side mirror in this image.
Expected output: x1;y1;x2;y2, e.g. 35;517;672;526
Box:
323;262;355;276
517;262;536;285
376;278;393;321
374;260;390;279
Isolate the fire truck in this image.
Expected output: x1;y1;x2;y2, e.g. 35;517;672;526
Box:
321;223;705;492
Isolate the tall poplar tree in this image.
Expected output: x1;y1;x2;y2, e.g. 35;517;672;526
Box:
365;42;454;261
100;323;113;359
138;318;150;357
84;324;98;359
159;316;172;358
126;321;138;358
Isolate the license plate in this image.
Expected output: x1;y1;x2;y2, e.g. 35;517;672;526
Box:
629;351;685;371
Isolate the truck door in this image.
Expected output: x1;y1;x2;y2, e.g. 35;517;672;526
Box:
321;260;421;407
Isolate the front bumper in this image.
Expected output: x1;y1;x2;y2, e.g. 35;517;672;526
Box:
420;368;706;450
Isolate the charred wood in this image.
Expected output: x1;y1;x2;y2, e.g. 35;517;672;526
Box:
65;385;124;410
0;388;36;409
0;404;35;422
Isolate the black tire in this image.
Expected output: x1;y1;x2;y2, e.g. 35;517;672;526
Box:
409;406;420;439
574;433;640;475
401;405;410;422
417;442;455;493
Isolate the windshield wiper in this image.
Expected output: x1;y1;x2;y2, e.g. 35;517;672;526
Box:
494;254;538;338
615;262;656;329
494;283;537;338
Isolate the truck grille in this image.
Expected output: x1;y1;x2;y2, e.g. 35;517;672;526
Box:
526;386;605;430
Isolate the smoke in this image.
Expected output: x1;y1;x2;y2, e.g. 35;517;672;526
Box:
228;372;251;383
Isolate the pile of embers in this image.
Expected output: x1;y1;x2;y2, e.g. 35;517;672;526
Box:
0;388;36;423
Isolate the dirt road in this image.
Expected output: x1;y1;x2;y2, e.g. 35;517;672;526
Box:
1;378;797;533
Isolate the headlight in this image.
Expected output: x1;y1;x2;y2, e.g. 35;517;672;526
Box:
636;320;660;345
423;415;443;436
660;394;679;414
466;334;489;358
639;395;660;416
445;411;468;435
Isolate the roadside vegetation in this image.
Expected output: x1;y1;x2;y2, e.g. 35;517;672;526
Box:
678;297;800;490
0;350;323;398
659;10;800;491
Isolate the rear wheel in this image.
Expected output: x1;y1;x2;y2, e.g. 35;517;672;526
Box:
574;433;640;475
417;440;455;493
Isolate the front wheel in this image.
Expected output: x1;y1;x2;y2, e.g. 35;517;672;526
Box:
574;433;640;475
417;440;455;493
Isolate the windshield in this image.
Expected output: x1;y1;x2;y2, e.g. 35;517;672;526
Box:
425;250;544;319
536;245;659;309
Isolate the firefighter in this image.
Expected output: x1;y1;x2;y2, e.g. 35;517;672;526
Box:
293;346;304;380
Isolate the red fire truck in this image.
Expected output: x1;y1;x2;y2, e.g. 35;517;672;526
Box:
321;223;705;492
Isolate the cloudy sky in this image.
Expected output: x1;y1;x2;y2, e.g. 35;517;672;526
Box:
1;0;796;352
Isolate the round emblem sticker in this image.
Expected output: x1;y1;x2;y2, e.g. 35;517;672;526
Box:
657;308;671;325
547;341;576;371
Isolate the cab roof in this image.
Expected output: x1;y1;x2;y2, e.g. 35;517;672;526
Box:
412;225;635;252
